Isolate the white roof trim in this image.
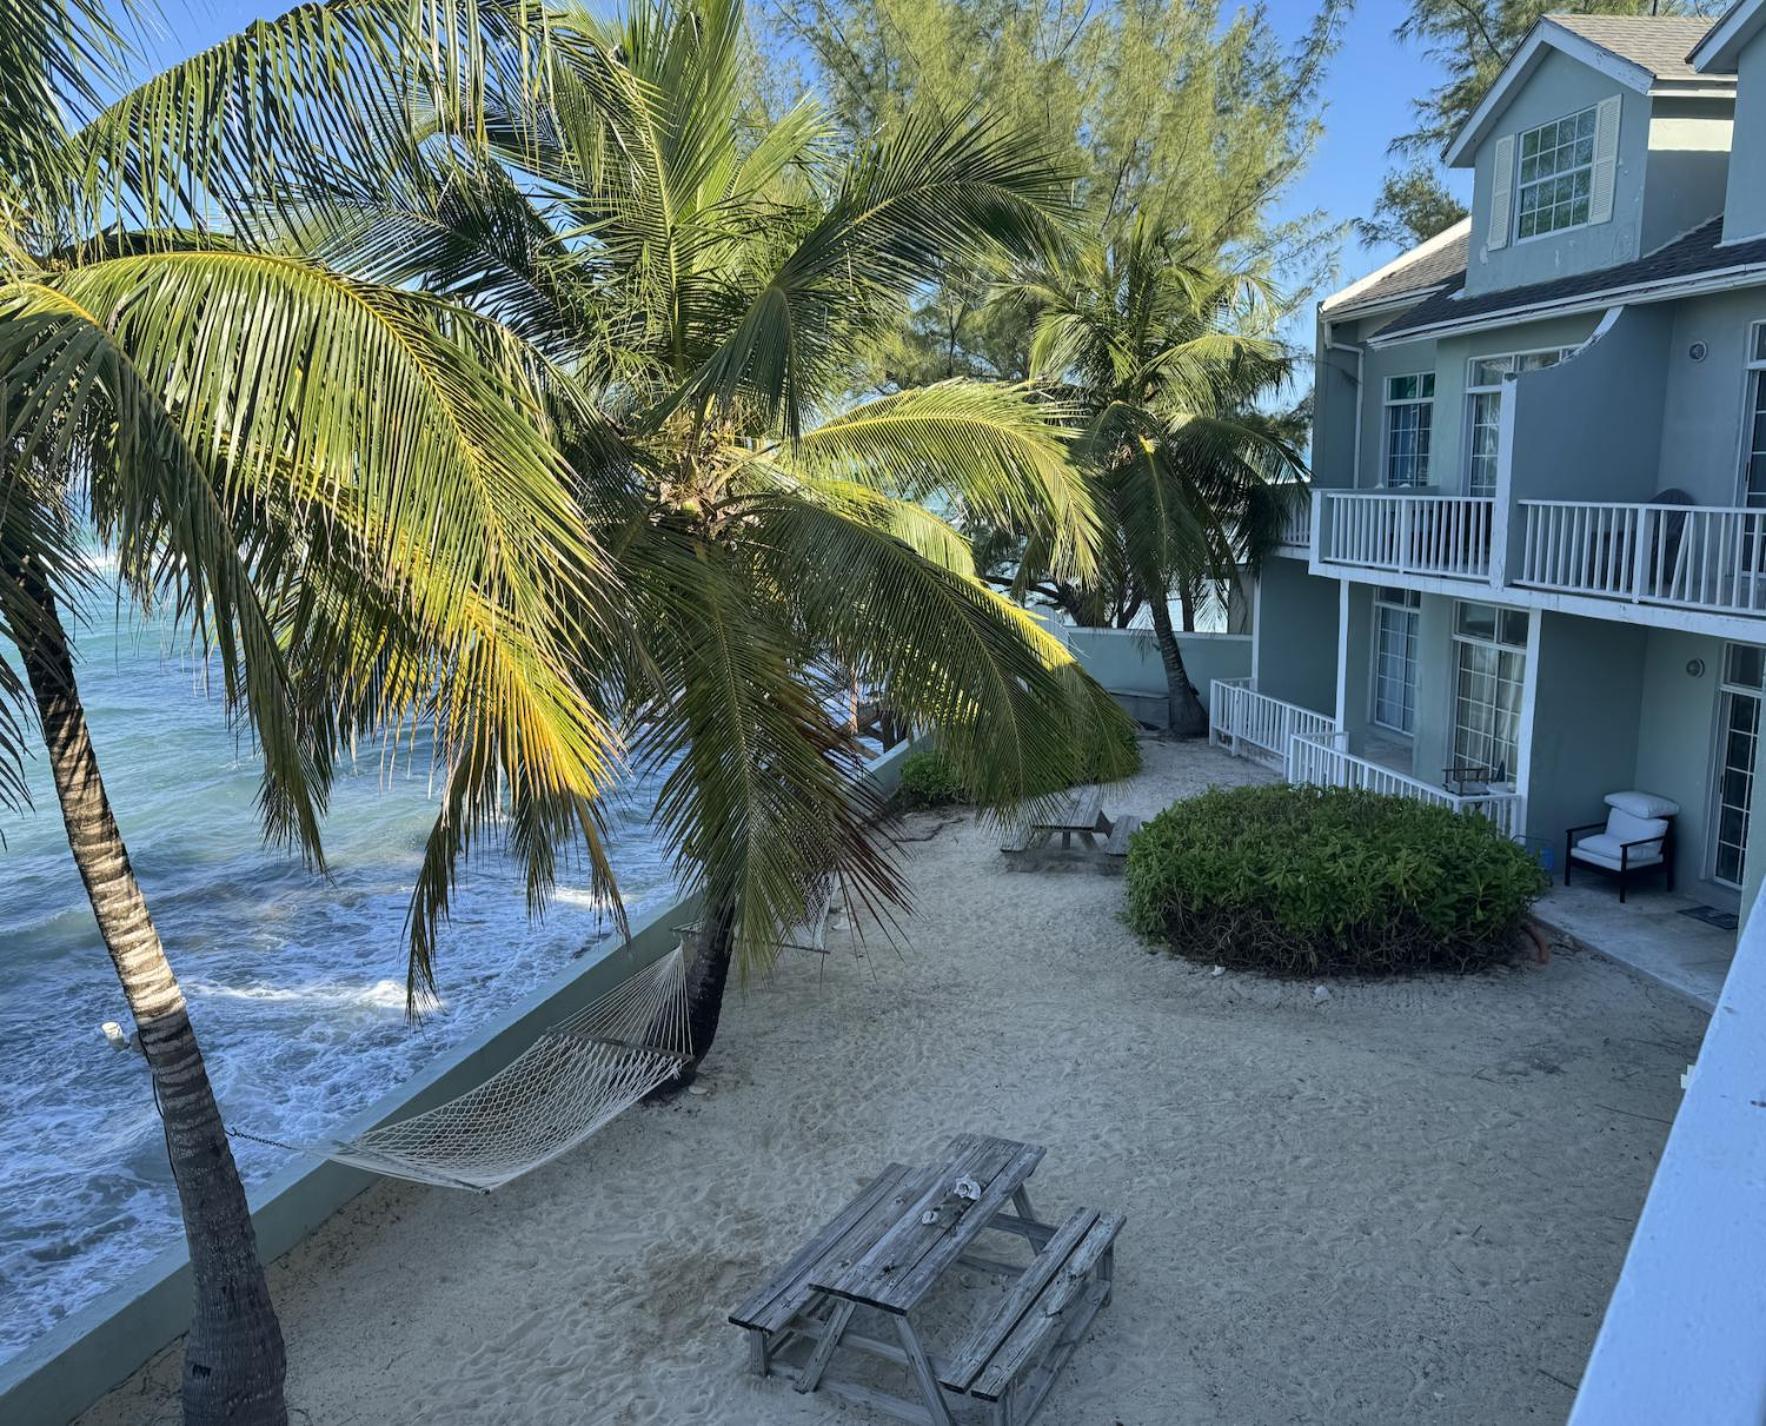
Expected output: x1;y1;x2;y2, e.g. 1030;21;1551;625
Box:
1444;20;1656;168
1690;0;1766;72
1365;260;1766;348
1319;218;1471;316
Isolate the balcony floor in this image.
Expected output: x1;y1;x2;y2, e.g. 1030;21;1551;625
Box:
1535;881;1735;1010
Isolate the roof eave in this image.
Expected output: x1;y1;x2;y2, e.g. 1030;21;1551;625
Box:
1366;262;1766;349
1690;0;1766;72
1445;21;1658;168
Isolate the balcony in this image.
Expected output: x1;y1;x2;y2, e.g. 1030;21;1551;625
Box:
1316;491;1495;582
1516;500;1766;616
1274;487;1312;552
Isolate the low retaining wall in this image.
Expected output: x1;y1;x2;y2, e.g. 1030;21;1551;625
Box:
1;738;920;1425
1058;627;1253;728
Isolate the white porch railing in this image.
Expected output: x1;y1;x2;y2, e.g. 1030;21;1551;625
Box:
1209;679;1335;772
1286;731;1526;838
1318;491;1495;581
1518;500;1766;616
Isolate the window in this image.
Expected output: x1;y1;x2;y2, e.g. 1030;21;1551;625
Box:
1451;603;1528;783
1742;323;1766;508
1516;107;1596;239
1464;349;1577;496
1372;589;1421;735
1713;644;1765;889
1383;374;1435;488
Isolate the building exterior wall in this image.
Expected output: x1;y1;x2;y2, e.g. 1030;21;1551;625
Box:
1634;628;1734;907
1464;51;1651;297
1655;288;1766;506
1640;98;1733;253
1723;33;1766;242
1252;560;1338;714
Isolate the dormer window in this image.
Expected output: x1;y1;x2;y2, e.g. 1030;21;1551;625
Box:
1516;107;1597;238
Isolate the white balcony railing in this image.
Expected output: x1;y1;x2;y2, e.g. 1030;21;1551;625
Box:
1518;500;1766;616
1276;488;1313;549
1287;731;1525;839
1318;491;1495;581
1209;679;1336;772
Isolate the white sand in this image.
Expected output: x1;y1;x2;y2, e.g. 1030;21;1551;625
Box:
82;740;1707;1426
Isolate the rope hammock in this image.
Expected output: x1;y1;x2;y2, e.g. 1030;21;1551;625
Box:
233;945;691;1192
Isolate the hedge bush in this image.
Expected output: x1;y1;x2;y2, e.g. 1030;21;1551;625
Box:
1124;784;1548;976
895;748;971;809
894;724;1144;811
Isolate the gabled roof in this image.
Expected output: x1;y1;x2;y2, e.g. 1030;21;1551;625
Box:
1367;216;1766;346
1320;219;1470;320
1691;0;1766;72
1444;14;1730;168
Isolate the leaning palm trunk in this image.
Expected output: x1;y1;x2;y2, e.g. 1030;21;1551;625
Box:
680;900;738;1078
1147;591;1207;738
9;564;287;1426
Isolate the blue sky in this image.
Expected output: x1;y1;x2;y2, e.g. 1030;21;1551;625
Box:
131;0;1470;306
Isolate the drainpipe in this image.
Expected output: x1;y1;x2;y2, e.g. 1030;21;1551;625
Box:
1322;318;1365;488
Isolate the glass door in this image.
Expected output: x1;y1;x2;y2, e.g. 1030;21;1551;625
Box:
1713;645;1766;890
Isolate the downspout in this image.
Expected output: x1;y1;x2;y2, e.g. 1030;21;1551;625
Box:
1322;318;1366;487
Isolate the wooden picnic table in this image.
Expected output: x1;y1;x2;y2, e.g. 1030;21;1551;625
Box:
730;1133;1124;1425
1000;786;1140;866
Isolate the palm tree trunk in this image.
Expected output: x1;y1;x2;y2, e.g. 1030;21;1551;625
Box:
8;561;288;1426
680;897;737;1079
1148;591;1208;738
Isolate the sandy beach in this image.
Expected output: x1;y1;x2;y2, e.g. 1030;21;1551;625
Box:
81;740;1707;1426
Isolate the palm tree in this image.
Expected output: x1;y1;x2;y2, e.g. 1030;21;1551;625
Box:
1001;218;1306;736
2;5;625;1421
312;0;1131;1064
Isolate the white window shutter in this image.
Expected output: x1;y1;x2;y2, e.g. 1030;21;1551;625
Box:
1589;94;1622;225
1487;134;1514;251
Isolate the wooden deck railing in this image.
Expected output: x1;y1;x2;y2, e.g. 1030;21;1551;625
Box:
1318;491;1495;581
1208;679;1336;773
1286;731;1525;838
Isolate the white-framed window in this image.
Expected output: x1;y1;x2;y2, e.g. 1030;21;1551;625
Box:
1516;106;1597;239
1741;322;1766;508
1451;602;1528;783
1382;373;1435;488
1712;643;1765;889
1372;588;1421;735
1464;348;1577;496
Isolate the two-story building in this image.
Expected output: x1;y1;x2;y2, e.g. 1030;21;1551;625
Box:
1217;6;1766;964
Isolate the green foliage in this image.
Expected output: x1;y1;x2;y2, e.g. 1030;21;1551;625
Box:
895;749;971;809
1356;164;1469;249
1125;785;1548;976
898;717;1142;809
761;0;1350;387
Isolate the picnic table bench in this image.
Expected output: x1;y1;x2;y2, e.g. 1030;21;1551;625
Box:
730;1133;1123;1425
1000;786;1140;871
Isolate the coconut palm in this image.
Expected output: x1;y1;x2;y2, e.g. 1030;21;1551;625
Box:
312;0;1130;1063
1;4;624;1421
1001;218;1307;735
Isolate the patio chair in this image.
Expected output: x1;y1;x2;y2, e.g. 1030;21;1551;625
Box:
1564;791;1679;903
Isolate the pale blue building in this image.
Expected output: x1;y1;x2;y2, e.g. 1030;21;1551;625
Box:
1220;8;1766;961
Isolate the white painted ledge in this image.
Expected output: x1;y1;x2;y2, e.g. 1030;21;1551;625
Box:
1570;891;1766;1424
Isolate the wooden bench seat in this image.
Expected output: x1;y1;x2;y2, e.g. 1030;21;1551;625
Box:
939;1207;1124;1416
1101;814;1141;857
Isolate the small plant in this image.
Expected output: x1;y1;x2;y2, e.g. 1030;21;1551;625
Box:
1124;784;1548;976
895;749;971;809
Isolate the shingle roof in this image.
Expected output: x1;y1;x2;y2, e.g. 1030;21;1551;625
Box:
1370;217;1766;343
1545;14;1715;82
1321;220;1470;317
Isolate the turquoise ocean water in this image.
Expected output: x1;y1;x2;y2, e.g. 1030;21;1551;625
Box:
0;579;679;1363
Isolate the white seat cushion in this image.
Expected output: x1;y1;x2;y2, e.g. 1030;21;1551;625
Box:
1570;833;1664;872
1572;808;1669;872
1605;790;1679;819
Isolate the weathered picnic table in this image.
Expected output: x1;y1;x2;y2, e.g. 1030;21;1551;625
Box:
729;1133;1124;1425
1000;785;1140;868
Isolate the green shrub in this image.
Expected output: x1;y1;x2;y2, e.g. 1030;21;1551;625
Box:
895;721;1142;811
1124;784;1548;977
894;749;970;809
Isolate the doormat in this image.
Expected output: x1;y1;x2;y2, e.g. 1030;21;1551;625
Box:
1679;905;1740;931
